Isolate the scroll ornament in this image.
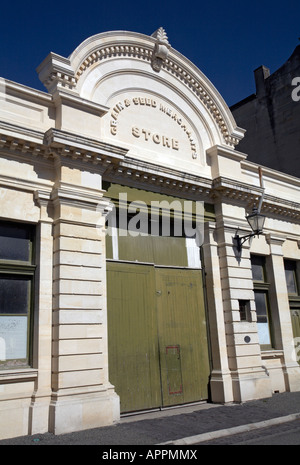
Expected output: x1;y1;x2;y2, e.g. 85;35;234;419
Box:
151;27;171;72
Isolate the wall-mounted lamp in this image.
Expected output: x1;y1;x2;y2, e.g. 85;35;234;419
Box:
235;207;266;252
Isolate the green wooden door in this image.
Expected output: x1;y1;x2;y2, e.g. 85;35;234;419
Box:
107;263;210;413
291;309;300;365
156;268;210;406
107;262;162;413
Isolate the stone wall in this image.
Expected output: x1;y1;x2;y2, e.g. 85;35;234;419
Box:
231;45;300;178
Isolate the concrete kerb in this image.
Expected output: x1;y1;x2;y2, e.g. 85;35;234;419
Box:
159;413;300;445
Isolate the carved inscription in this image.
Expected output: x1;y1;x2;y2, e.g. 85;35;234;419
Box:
110;96;198;158
110;97;157;135
132;127;179;150
159;104;197;156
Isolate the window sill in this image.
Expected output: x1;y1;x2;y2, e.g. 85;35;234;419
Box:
261;349;284;359
0;368;38;383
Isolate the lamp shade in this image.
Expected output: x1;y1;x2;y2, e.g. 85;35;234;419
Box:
246;207;266;234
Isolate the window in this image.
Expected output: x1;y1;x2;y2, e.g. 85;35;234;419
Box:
239;299;251;322
105;198;202;268
251;255;272;349
251;255;266;282
284;260;300;361
0;221;35;368
284;260;298;295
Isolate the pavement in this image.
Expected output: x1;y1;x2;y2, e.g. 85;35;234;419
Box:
0;391;300;446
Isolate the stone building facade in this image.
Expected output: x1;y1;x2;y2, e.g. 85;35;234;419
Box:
231;44;300;178
0;29;299;440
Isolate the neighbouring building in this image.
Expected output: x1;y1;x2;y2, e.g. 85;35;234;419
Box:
0;29;299;440
231;44;300;178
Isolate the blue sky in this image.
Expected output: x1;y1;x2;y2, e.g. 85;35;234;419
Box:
1;0;299;106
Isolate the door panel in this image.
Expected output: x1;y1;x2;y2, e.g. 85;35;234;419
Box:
165;345;183;396
291;309;300;365
107;263;210;412
156;268;210;406
107;262;161;413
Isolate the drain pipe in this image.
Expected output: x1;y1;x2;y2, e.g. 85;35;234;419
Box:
257;166;265;213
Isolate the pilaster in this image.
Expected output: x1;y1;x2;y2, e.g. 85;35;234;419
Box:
29;190;53;434
202;222;233;403
215;207;272;402
49;163;119;435
266;234;300;392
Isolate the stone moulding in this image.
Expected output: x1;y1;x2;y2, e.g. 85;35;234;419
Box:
0;122;127;165
1;121;299;222
43;128;127;162
73;40;242;147
212;176;300;221
36;52;77;93
104;155;213;200
74;43;153;79
37;30;244;149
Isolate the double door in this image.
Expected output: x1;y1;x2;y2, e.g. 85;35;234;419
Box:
107;262;210;413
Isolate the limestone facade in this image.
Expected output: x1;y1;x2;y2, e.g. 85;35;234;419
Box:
0;29;299;439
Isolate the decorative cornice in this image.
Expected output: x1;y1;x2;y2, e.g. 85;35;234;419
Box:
0;123;299;222
261;195;300;219
103;155;213;200
212;176;300;220
52;90;109;116
212;176;263;201
71;36;242;148
162;58;242;147
0;130;53;158
75;42;153;79
0;120;45;144
0;123;127;165
44;128;127;165
50;182;106;209
36;52;77;94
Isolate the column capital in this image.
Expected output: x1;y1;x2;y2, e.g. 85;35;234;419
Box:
266;233;286;255
34;189;53;223
50;182;106;209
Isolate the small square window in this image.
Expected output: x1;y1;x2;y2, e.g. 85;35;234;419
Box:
239;300;251;321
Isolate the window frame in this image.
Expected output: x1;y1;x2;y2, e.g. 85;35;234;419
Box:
251;255;273;350
105;204;201;268
284;259;299;296
284;260;300;360
0;221;35;369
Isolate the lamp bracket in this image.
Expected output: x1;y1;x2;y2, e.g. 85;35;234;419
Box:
234;231;258;253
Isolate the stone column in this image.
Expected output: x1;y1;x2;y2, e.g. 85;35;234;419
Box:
49;163;119;435
214;204;272;402
202;222;233;403
266;235;300;391
29;190;53;434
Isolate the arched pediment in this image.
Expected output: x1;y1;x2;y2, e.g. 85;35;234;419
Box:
37;28;245;174
69;30;244;141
